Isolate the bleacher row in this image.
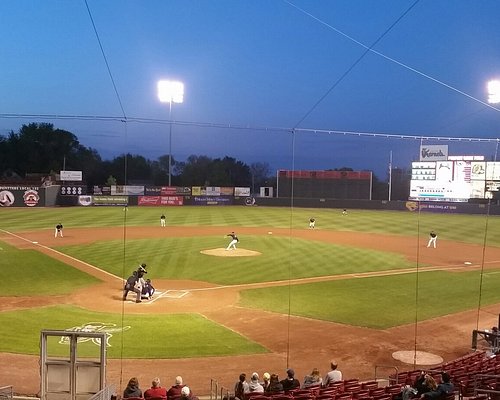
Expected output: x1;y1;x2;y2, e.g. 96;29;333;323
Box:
235;351;500;400
389;350;500;400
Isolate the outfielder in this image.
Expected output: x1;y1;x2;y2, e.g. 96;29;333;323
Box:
160;214;166;227
226;232;239;251
309;218;316;229
427;231;437;248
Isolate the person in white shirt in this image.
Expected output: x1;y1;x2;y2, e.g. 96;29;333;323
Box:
323;361;342;387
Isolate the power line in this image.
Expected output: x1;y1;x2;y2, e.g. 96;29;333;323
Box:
286;0;422;128
285;0;500;120
1;112;498;143
84;0;127;120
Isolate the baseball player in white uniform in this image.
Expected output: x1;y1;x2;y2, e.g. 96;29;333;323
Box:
226;232;239;251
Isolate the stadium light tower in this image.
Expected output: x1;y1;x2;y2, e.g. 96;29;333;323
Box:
157;80;184;186
487;80;500;104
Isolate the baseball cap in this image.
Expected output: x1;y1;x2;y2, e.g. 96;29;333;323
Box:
263;372;270;381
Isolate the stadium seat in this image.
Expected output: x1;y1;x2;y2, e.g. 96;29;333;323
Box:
369;388;386;398
361;381;379;391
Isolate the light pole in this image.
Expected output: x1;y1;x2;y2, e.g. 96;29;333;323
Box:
158;80;184;186
488;80;500;104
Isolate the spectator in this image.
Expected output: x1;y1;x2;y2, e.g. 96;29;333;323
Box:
248;372;264;393
181;386;199;400
397;372;436;400
281;368;300;391
267;374;284;393
123;377;142;399
168;376;186;400
144;377;167;400
422;373;454;400
303;368;323;389
262;372;271;392
323;360;342;386
234;373;249;400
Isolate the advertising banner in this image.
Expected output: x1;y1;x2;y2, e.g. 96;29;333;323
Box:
419;145;448;161
234;187;250;196
0;186;44;207
193;196;233;205
138;196;184;206
60;170;82;181
205;186;221;196
160;187;178;196
111;185;144;196
78;195;93;206
93;196;128;206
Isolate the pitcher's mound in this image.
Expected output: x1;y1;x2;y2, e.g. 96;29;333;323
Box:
392;350;443;365
201;248;261;257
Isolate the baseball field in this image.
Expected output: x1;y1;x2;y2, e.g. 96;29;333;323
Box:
1;205;500;396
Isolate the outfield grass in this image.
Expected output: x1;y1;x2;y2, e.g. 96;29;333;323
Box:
1;206;499;246
0;241;101;295
239;269;500;329
0;305;267;358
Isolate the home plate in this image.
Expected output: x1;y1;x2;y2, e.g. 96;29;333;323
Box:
464;261;472;265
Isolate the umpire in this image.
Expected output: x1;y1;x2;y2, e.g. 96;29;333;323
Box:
123;271;142;303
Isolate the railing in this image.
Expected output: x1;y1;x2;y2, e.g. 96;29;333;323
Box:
0;386;13;400
88;384;116;400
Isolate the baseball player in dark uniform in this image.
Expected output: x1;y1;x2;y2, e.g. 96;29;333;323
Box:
427;231;437;248
123;271;142;303
55;223;63;238
226;232;239;251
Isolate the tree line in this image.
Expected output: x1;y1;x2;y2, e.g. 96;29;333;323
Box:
0;123;405;199
0;123;273;190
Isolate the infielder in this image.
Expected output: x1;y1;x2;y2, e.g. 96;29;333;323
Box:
160;214;166;227
55;223;63;238
427;231;437;248
226;232;239;250
309;218;316;229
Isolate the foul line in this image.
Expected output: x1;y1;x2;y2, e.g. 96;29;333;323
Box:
0;229;123;282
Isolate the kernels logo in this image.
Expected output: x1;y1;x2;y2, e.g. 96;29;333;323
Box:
23;189;40;207
59;322;131;347
406;201;419;211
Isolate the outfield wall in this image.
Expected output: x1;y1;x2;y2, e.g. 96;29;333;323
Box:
2;184;499;215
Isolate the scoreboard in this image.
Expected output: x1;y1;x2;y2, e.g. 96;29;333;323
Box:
409;159;499;202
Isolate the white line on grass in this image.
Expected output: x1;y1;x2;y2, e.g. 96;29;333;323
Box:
0;229;123;282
